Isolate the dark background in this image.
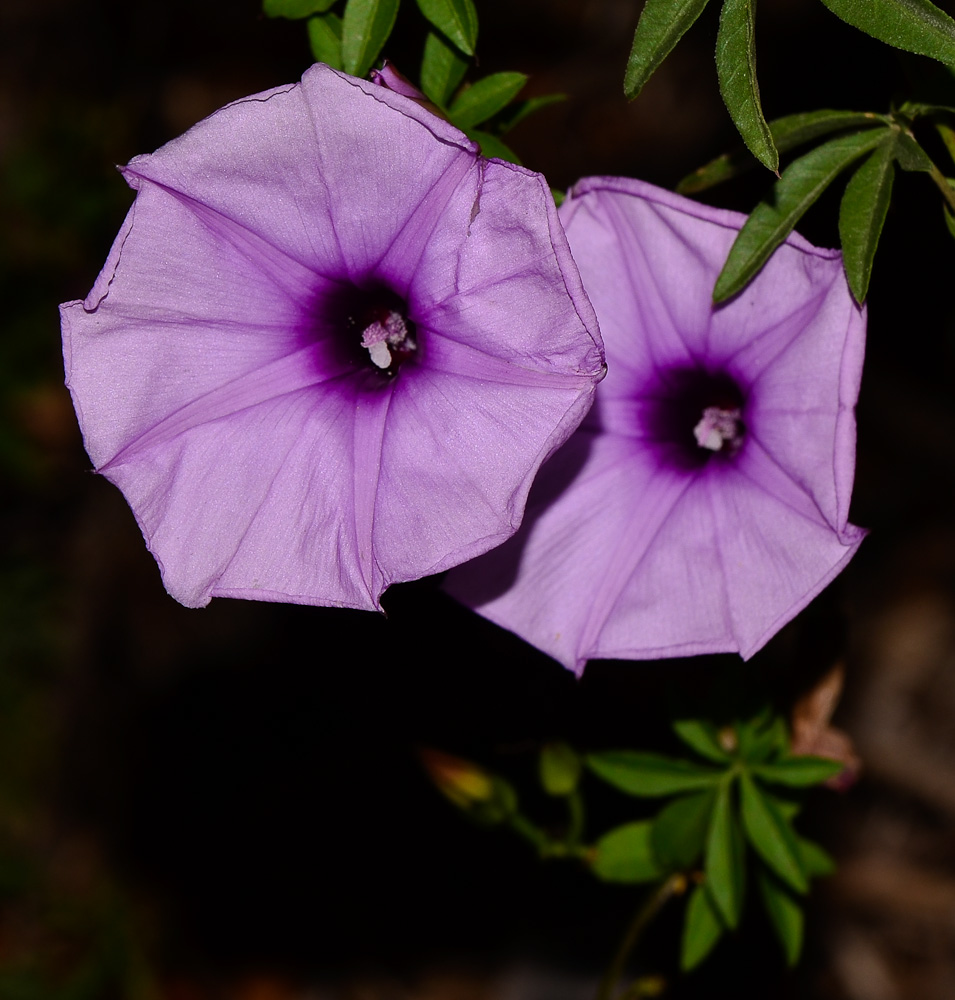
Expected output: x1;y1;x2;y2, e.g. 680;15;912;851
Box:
3;0;955;997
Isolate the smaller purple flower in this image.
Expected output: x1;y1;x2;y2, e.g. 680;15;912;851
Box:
60;64;604;611
446;176;867;674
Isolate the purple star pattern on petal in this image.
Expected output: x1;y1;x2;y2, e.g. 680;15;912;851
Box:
446;176;866;674
60;64;604;611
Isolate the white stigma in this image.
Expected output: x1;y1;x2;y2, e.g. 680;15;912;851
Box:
694;406;742;452
361;311;414;370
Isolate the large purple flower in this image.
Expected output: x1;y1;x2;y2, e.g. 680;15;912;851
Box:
446;176;866;673
60;64;604;610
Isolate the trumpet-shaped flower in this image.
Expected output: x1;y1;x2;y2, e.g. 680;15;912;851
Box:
446;177;866;673
60;64;604;610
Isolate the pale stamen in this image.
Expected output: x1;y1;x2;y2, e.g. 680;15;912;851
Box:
361;310;415;370
694;406;743;452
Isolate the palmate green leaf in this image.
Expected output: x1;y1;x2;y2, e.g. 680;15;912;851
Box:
839;139;894;303
672;718;731;763
716;0;777;172
753;754;845;787
449;72;527;129
592;821;663;884
681;883;725;971
652;790;716;871
817;0;955;66
624;0;712;99
713;126;889;302
757;866;804;966
415;0;478;57
740;772;808;894
420;30;468;107
539;742;581;797
463;128;521;164
704;781;746;928
341;0;399;78
586;751;722;797
678;110;885;194
265;0;337;18
308;11;344;68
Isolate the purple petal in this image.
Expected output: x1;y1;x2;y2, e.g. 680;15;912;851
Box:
447;176;866;670
61;66;604;610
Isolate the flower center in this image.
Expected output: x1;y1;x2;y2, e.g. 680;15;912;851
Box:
360;307;417;373
639;366;747;471
694;405;743;453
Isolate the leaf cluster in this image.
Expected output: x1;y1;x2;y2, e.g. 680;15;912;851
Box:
587;710;839;972
625;0;955;302
263;0;564;165
683;103;955;303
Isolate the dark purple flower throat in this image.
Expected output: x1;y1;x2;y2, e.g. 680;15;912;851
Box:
644;366;746;471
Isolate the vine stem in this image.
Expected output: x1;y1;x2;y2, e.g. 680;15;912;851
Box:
594;873;687;1000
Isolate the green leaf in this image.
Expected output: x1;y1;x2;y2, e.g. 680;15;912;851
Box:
840;139;895;303
341;0;400;78
449;72;527;129
737;712;788;763
592;821;664;883
652;791;716;871
704;781;746;928
740;772;807;894
490;94;566;135
716;0;777;172
816;0;955;66
540;742;581;796
677;110;885;194
753;755;845;787
587;751;723;797
265;0;337;17
894;130;935;171
420;30;468;107
937;121;955;165
415;0;478;57
624;0;712;99
673;719;731;763
713;127;889;302
799;836;837;878
308;11;344;68
946;204;955;239
757;866;804;966
681;883;724;971
463;129;521;164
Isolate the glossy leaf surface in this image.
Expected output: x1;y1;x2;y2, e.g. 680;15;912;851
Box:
449;72;527;129
587;751;722;797
713;127;887;301
681;883;724;971
415;0;478;56
624;0;711;99
740;773;808;894
341;0;400;78
308;12;344;69
757;867;804;966
652;790;716;871
592;821;663;883
716;0;777;171
817;0;955;65
420;30;468;106
705;781;746;928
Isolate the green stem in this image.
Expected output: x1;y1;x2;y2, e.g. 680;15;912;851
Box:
929;161;955;214
566;788;585;847
594;874;686;1000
